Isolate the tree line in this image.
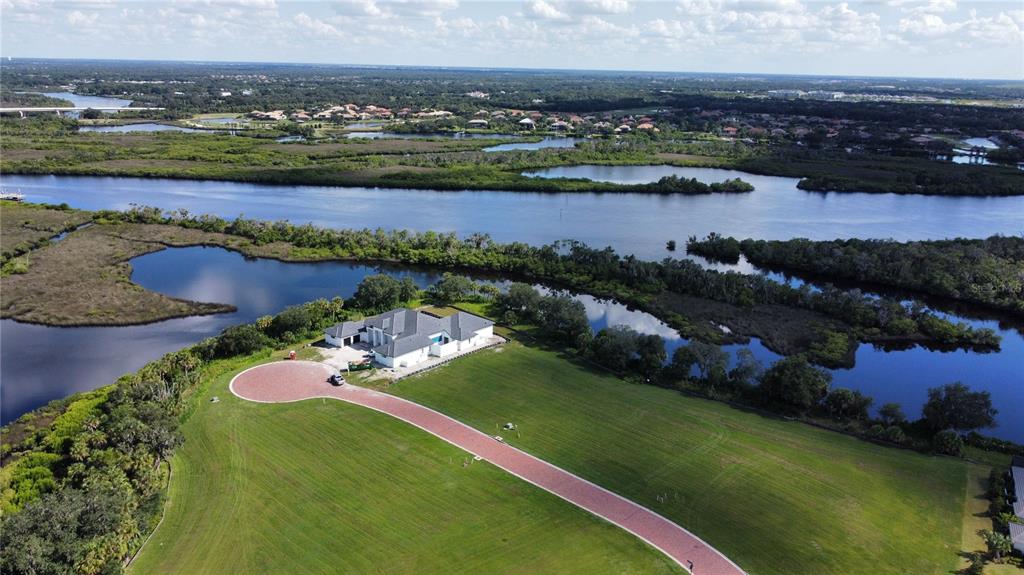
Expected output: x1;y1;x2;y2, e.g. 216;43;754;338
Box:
687;233;1024;317
0;296;351;574
0;274;1011;574
490;283;999;459
95;205;1001;356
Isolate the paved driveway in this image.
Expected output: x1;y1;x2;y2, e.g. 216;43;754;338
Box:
230;361;746;575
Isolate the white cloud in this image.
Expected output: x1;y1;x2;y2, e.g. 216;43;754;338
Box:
0;0;1020;79
388;0;458;17
171;0;276;10
527;0;569;20
293;12;344;39
678;0;803;16
898;8;1023;45
888;0;957;14
330;0;456;19
578;0;632;14
66;9;98;26
332;0;388;17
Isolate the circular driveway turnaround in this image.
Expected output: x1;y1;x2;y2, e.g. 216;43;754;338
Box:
230;361;343;403
229;361;746;575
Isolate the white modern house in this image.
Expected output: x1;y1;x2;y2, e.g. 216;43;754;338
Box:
325;308;494;369
1011;456;1024;555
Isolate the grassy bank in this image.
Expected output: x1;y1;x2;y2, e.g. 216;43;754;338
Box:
0;201;91;267
0;204;1000;363
128;351;682;575
388;341;970;575
0;222;235;325
4;118;1019;195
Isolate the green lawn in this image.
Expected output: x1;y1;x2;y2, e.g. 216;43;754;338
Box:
129;355;682;575
388;341;970;575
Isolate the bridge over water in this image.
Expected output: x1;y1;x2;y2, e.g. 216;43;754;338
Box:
0;107;165;116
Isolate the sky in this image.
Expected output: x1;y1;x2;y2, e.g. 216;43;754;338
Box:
1;0;1022;80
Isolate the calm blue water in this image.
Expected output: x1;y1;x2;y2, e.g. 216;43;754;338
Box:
0;251;440;426
79;123;204;133
4;245;1020;440
124;248;1024;441
3;169;1022;436
346;132;520;140
484;137;579;152
40;92;133;109
963;137;999;150
5;174;1022;262
0;247;674;425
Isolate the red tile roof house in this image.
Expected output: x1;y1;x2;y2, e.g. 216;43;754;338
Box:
325;308;494;369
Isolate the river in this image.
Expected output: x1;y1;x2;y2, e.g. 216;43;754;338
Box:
39;91;134;109
4;172;1022;262
78;123;204;133
3;245;1021;440
1;168;1022;439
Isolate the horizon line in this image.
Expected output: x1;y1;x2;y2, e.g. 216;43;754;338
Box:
6;55;1023;84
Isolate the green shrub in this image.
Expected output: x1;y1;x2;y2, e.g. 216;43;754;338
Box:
214;325;271;358
932;429;964;456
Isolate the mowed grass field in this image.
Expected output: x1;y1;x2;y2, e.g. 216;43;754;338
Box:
129;355;683;575
388;341;970;575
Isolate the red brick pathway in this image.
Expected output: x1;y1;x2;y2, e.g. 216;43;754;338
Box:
231;361;746;575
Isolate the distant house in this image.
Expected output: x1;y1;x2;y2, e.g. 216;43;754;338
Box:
518;117;536;130
467;119;489;128
325;308;494;369
249;109;286;121
414;110;453;119
1012;456;1024;555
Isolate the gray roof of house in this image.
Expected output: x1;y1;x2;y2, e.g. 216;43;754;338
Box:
325;319;365;339
335;307;492;358
1010;522;1024;552
446;310;493;341
1013;465;1024;517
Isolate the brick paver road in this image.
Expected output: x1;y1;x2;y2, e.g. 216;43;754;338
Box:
231;361;746;575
